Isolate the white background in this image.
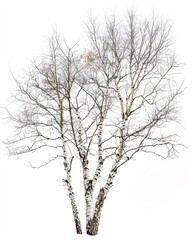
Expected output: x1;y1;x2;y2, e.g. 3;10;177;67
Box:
0;0;192;239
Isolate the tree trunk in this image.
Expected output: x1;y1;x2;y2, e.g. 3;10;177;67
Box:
86;214;100;235
67;185;83;234
69;194;83;234
64;175;83;234
74;218;83;234
86;188;106;235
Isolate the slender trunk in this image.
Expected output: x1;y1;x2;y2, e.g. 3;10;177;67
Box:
68;184;83;234
85;178;94;225
58;94;83;234
64;173;83;234
74;216;83;234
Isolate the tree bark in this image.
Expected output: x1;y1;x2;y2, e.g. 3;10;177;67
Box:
74;218;83;234
66;178;83;234
86;188;106;235
86;215;100;235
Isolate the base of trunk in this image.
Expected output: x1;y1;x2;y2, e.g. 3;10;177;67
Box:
86;188;106;235
75;219;83;234
86;217;99;236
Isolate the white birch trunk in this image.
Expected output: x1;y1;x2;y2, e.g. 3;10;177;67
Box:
92;81;109;188
59;96;82;234
76;109;94;227
62;137;82;234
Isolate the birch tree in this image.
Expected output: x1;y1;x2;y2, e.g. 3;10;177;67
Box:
5;11;183;235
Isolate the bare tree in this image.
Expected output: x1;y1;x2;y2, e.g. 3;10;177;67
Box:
5;11;183;236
